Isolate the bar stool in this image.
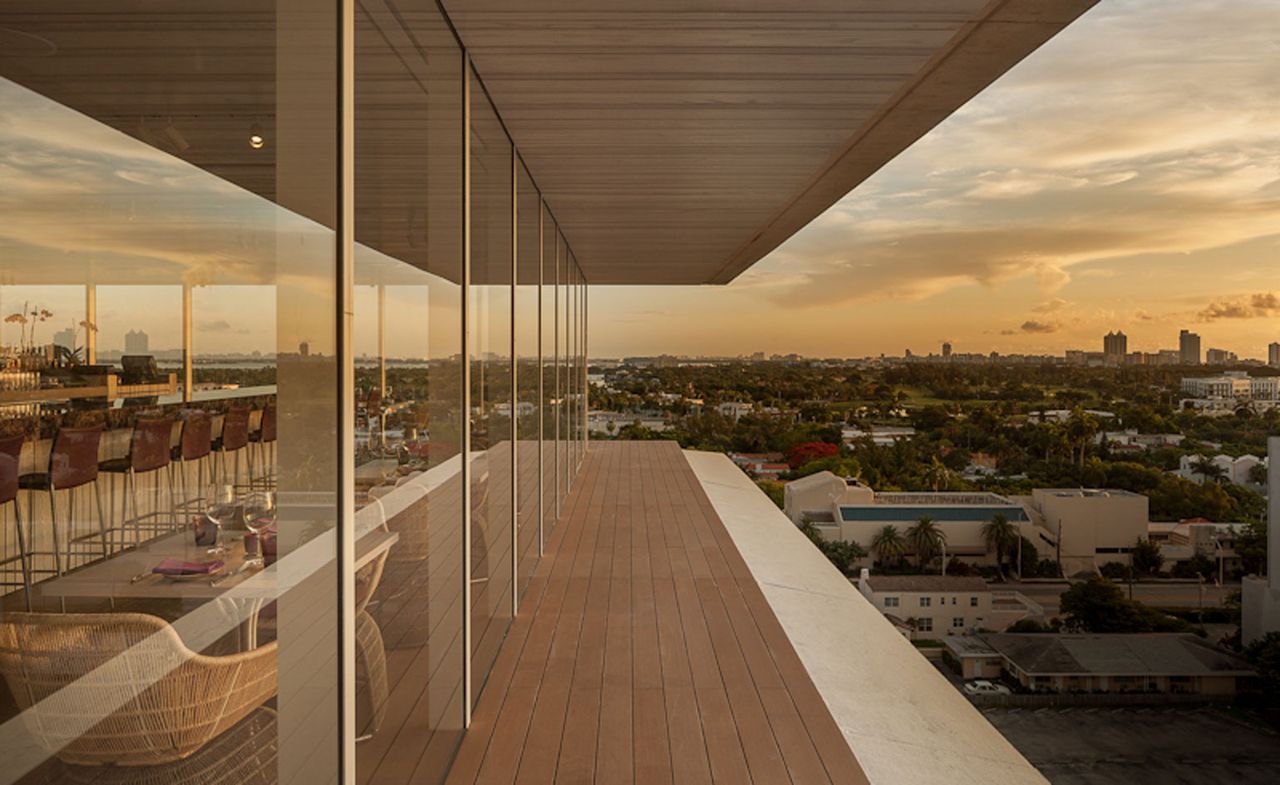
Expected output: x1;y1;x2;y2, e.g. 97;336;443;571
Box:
18;425;109;575
172;409;214;515
99;417;176;545
212;408;250;491
247;403;276;490
0;434;32;610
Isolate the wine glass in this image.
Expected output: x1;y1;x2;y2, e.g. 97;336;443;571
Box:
243;491;276;566
202;485;239;555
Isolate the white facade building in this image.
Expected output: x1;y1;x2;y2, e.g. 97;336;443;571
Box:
858;571;996;639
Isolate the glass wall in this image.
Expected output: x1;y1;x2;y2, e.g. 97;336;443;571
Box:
0;6;585;785
353;2;464;783
515;164;541;597
467;73;514;703
541;217;559;534
556;233;569;511
0;4;340;785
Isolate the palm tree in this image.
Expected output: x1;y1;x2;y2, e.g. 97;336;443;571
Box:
1064;407;1100;467
922;457;954;492
1190;457;1226;485
906;516;946;572
870;525;906;569
980;513;1018;579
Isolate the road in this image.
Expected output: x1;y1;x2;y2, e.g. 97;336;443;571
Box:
1008;580;1233;618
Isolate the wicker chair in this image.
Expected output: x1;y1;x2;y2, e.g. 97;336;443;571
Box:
59;706;278;785
0;612;277;766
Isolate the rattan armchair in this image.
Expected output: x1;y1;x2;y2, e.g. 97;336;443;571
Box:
0;612;277;766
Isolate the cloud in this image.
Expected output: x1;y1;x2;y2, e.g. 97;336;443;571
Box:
1019;320;1060;334
1034;298;1070;314
751;0;1280;314
1197;292;1280;321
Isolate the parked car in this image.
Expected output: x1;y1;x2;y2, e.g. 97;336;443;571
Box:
962;679;1011;696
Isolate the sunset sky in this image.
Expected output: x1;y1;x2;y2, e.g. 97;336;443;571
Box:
1;0;1276;362
589;0;1280;360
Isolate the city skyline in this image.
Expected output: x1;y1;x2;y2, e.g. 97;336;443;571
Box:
588;0;1280;359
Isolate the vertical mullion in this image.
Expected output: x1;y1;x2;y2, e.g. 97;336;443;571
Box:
536;202;544;556
553;235;560;522
337;0;356;778
460;51;473;728
510;148;519;614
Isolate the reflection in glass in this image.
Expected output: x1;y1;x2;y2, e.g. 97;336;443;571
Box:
468;72;515;704
0;1;339;782
541;215;559;536
515;164;541;597
353;2;465;783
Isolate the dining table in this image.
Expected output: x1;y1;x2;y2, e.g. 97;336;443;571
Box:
32;523;398;650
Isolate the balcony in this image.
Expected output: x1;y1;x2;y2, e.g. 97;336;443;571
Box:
443;441;1043;785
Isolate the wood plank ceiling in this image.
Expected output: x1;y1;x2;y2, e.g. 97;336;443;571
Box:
444;0;1097;284
0;1;1096;286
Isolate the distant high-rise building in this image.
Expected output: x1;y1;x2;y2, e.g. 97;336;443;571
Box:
942;342;952;359
299;341;310;357
124;329;149;354
1103;331;1127;361
1269;342;1280;368
52;327;76;350
1179;329;1201;365
1206;347;1237;365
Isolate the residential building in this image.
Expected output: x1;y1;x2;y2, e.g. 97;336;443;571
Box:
1181;371;1252;399
858;571;997;639
1154;519;1249;578
841;425;917;446
51;326;76;350
586;410;670;434
947;634;1255;695
124;329;149;354
1103;330;1127;362
1099;430;1185;453
1176;453;1266;485
1206;347;1238;365
716;401;754;420
0;3;1096;784
1180;329;1202;365
1180;372;1280;412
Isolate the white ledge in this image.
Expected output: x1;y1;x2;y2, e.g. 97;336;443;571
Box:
684;450;1047;785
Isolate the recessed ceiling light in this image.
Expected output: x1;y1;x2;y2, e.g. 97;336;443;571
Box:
249;122;266;150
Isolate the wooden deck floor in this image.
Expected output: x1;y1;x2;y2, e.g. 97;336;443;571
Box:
445;441;869;785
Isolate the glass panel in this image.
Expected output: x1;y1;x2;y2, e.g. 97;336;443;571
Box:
353;3;464;782
556;233;567;511
468;73;514;704
515;165;540;597
569;263;579;476
540;213;558;534
0;4;339;784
